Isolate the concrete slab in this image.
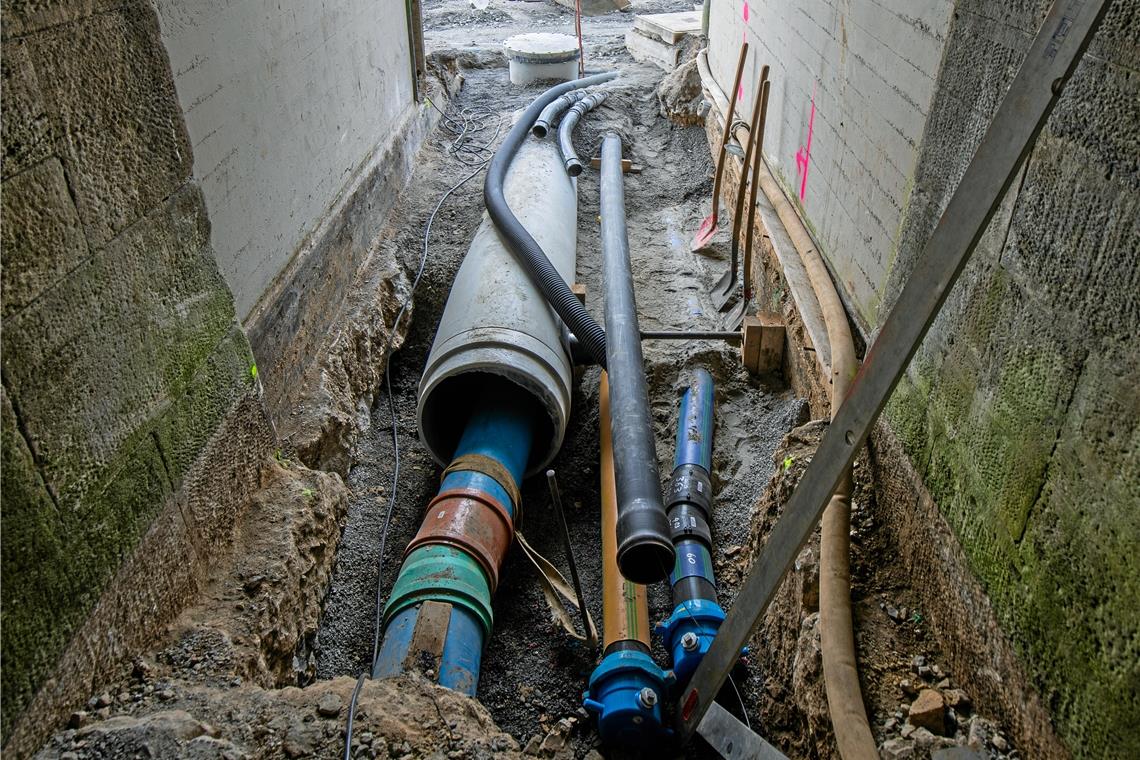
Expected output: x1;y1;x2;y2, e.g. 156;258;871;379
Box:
624;28;682;72
633;10;702;43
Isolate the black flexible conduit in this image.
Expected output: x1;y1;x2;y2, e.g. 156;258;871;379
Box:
484;71;618;369
558;92;607;177
533;90;586;138
600;133;676;585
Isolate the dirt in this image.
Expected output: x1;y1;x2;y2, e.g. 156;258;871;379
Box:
30;1;1022;758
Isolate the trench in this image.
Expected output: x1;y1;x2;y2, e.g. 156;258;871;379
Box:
313;8;809;753
29;2;1026;758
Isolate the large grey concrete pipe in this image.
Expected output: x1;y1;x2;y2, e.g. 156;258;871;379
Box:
418;136;577;477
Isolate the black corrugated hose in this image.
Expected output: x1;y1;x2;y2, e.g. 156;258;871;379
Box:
483;71;618;369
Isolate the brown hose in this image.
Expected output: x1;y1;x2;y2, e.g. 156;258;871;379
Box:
697;49;876;760
600;373;650;649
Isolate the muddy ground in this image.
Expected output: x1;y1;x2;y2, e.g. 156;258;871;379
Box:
32;1;1022;758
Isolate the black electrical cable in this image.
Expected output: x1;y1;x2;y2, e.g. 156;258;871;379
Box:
483;71;618;369
342;98;502;759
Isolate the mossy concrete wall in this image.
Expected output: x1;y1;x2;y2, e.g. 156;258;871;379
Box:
882;2;1138;756
711;0;1138;756
1;1;273;750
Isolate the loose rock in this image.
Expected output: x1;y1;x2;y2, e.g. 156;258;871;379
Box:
316;692;343;718
908;689;947;735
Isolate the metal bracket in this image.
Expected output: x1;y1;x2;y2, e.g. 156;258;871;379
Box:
676;0;1110;742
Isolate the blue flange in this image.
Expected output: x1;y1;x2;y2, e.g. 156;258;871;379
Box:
656;598;727;684
583;649;674;748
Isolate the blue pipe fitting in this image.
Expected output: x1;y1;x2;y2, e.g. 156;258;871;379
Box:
656;598;727;684
583;649;674;747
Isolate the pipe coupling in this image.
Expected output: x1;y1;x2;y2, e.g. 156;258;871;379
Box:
405;488;515;592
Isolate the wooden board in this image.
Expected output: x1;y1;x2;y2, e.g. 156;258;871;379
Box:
632;10;702;44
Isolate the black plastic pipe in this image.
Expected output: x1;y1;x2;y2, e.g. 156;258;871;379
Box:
600;133;675;585
484;72;617;369
533;90;586;138
558;92;607;177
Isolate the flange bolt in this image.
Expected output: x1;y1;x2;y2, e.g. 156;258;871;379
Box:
638;688;658;709
680;632;700;651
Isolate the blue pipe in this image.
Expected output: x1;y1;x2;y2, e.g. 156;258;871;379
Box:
657;369;729;683
374;386;532;694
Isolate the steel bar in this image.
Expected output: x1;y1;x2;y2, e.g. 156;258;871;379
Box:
640;331;741;342
697;702;788;760
546;469;595;649
677;0;1110;740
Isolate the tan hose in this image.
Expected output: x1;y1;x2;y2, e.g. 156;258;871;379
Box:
697;48;876;760
600;373;651;649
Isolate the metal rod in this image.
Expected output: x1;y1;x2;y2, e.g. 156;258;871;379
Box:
676;0;1111;739
600;133;676;585
546;469;594;649
640;331;740;342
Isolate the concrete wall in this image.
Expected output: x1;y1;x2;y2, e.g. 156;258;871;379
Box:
707;0;955;330
1;0;274;748
154;0;414;310
710;1;1139;757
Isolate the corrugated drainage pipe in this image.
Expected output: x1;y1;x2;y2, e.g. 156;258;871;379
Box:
696;48;876;759
558;91;607;177
599;133;675;585
533;90;586;138
484;71;617;369
656;369;728;684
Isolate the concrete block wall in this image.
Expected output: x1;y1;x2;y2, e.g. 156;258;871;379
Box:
707;0;955;330
153;0;425;426
710;1;1139;757
0;0;272;748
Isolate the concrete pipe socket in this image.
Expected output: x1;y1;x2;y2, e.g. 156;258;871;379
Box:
418;135;578;477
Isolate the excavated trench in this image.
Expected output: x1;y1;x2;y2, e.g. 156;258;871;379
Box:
31;2;1024;758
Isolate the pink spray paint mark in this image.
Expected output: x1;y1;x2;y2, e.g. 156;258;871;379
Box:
794;89;816;202
742;1;749;22
738;82;744;101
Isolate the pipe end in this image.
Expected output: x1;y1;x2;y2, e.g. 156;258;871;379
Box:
566;160;584;177
532;124;549;139
616;532;676;585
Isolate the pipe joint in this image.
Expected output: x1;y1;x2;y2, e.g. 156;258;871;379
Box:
383;545;494;639
667;502;712;546
405;488;514;592
666;463;713;518
656;598;727;684
584;649;674;748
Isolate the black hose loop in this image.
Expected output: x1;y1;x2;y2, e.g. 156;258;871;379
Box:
484;72;618;369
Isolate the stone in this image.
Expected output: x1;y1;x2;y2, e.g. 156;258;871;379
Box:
900;679;919;697
937;678;952;689
932;748;988;760
283;723;317;758
991;734;1009;752
95;693;112;708
523;735;542;755
900;723;916;738
1;158;90;317
884;718;898;730
911;655;926;673
0;40;53;179
912;727;937;748
881;738;914;759
316;692;342;718
27;9;192;245
908;689;947;735
68;711;88;729
584;752;604;760
944;689;972;710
